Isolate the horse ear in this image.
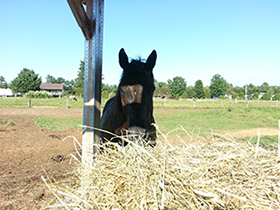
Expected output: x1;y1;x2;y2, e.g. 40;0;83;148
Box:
146;50;157;70
119;48;129;69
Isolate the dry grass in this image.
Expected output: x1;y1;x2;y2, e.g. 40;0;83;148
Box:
42;128;280;210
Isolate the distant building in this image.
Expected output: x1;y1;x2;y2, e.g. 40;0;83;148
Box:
245;93;265;100
40;83;64;97
0;88;13;97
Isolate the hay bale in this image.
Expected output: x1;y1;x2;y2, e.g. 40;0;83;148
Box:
43;132;280;209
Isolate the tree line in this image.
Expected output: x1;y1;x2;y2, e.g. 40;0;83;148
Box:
0;61;117;97
1;61;279;100
155;74;280;100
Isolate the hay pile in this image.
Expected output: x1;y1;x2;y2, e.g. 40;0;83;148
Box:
43;130;280;209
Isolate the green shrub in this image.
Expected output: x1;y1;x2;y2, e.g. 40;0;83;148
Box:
232;92;238;99
25;91;36;98
34;91;40;98
262;93;270;100
238;92;245;99
102;90;109;99
25;90;52;98
273;93;280;100
108;92;116;99
39;91;51;98
253;92;259;99
76;88;84;96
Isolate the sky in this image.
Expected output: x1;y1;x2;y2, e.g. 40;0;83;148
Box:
0;0;279;87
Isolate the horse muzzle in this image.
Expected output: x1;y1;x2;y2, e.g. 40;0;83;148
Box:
127;126;147;136
127;126;149;140
126;126;156;147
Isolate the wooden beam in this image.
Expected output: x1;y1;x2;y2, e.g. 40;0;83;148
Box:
67;0;93;40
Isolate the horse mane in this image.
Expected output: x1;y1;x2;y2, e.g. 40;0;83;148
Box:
130;57;146;63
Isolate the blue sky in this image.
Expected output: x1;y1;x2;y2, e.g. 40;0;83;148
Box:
0;0;279;87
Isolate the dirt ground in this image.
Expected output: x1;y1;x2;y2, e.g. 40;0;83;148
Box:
0;108;278;209
0;108;83;210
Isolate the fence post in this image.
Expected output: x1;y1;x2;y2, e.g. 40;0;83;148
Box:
247;101;249;108
164;97;166;108
193;99;196;109
15;94;17;101
66;98;69;108
235;98;237;104
28;98;31;107
276;100;278;108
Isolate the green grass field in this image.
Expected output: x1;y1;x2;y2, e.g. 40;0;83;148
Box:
1;97;279;109
154;108;279;147
154;108;279;133
0;97;84;108
1;97;279;146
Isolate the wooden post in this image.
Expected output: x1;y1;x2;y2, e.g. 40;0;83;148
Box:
66;98;69;108
28;98;31;107
276;100;278;108
67;0;104;164
193;99;195;109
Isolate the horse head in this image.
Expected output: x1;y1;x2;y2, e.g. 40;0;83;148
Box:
100;48;157;147
116;48;157;143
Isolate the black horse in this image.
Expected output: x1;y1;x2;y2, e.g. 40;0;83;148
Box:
100;48;157;147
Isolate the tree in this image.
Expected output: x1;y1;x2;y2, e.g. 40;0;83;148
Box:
167;76;187;98
204;87;210;98
46;75;57;83
74;60;85;89
267;86;276;97
226;83;235;98
10;68;41;94
46;75;66;84
0;76;8;88
180;92;188;99
46;75;74;94
64;79;75;94
258;82;269;93
102;84;117;94
56;77;66;84
158;82;167;88
232;86;243;95
185;86;195;98
154;79;159;89
194;80;205;98
154;82;171;97
247;83;257;95
209;74;227;98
